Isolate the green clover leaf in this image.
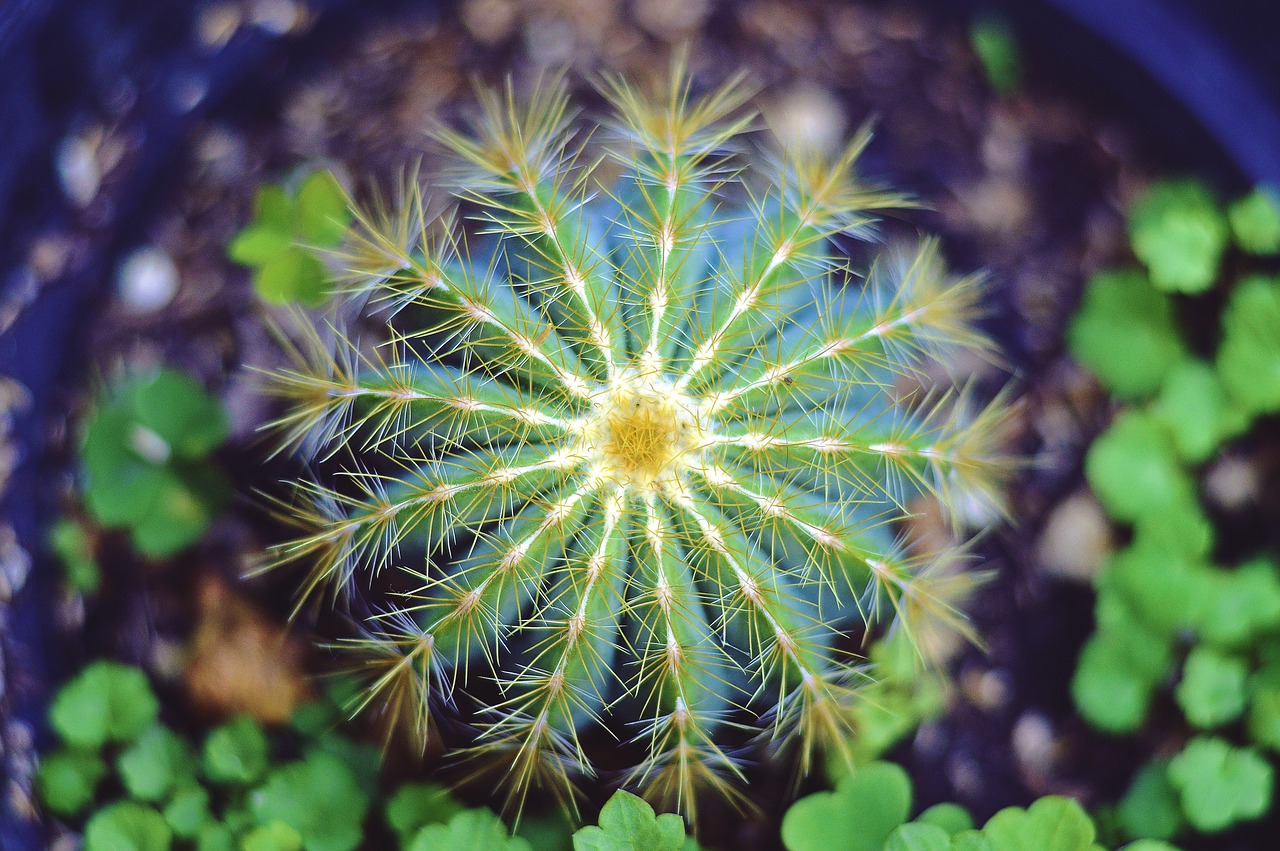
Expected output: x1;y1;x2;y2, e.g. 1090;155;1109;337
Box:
80;368;229;558
118;726;197;802
1117;761;1183;842
1128;179;1227;294
50;661;160;750
36;748;107;816
163;785;211;839
1067;270;1184;399
229;169;350;306
385;782;465;844
84;801;173;851
1217;274;1280;416
1084;411;1192;523
574;790;687;851
203;715;269;786
781;761;912;851
411;809;532;851
886;822;952;851
1151;360;1249;462
1227;188;1280;255
1167;737;1273;832
981;797;1103;851
244;821;305;851
249;751;370;851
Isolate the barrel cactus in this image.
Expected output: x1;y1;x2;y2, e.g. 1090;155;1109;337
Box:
263;69;1006;820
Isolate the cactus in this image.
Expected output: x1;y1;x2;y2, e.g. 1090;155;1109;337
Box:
261;67;1008;822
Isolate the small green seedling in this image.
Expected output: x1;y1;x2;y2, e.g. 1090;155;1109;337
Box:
782;758;1173;851
49;661;160;750
1174;646;1248;729
572;791;689;851
1217;274;1280;416
202;715;270;786
37;750;108;817
970;15;1021;95
1227;188;1280;255
243;821;305;851
1067;270;1184;399
979;796;1103;851
48;517;101;594
83;800;172;851
1127;180;1227;294
228;169;351;306
385;783;465;845
782;761;912;851
1116;761;1183;842
80;367;229;558
1150;360;1248;464
41;662;540;851
1083;411;1192;524
411;809;533;851
250;750;371;851
117;726;197;802
163;785;211;839
1166;737;1273;833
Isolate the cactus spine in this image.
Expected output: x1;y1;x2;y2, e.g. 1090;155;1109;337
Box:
263;66;1006;821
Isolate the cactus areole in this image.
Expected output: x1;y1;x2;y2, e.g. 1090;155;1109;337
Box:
261;67;1007;821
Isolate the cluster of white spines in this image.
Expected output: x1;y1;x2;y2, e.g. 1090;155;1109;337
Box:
263;63;1007;822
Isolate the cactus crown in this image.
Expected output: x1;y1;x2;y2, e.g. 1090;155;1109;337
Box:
263;65;1007;822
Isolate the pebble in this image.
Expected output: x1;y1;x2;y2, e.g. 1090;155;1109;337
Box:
117;247;180;313
0;526;31;604
1036;490;1113;582
961;666;1012;711
55;136;100;208
1204;453;1260;512
197;3;243;50
460;0;518;44
767;84;847;155
250;0;304;35
1012;711;1057;779
26;235;73;283
168;71;209;114
635;0;710;40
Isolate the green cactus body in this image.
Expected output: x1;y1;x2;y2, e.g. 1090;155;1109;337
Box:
263;69;1006;820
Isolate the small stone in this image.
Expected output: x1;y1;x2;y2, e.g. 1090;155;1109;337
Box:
1012;711;1057;778
250;0;303;35
956;176;1031;235
767;84;847;155
1037;490;1113;582
56;136;100;208
26;235;72;282
961;666;1011;710
634;0;711;40
117;247;180;313
460;0;518;45
197;3;243;49
168;71;209;114
1204;453;1260;512
0;525;31;603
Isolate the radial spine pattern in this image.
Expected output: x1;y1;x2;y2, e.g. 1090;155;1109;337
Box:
264;67;1007;821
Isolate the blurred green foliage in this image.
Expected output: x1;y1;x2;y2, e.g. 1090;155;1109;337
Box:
79;368;229;558
1069;181;1280;843
228;170;350;306
781;760;1178;851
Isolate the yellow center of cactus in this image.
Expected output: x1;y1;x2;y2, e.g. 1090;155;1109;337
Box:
585;368;705;489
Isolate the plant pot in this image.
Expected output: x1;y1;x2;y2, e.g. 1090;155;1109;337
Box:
1;1;1277;847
